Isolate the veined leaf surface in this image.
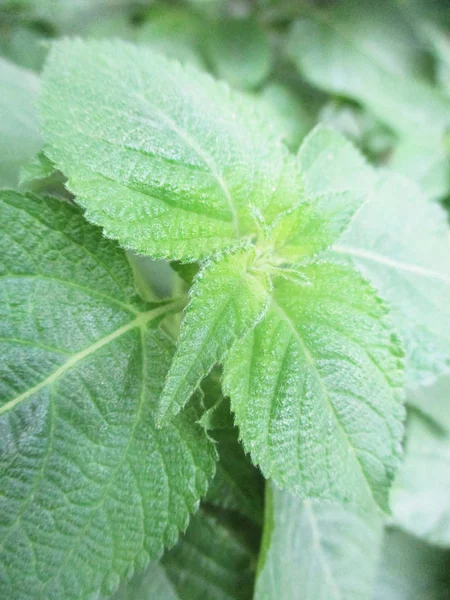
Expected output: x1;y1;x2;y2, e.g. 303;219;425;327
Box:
0;191;216;600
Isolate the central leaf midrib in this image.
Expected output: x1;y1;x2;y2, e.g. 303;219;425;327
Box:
270;297;377;505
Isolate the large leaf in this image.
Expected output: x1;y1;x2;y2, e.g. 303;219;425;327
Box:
334;172;450;387
223;262;404;511
157;250;271;423
373;528;450;600
112;509;256;600
390;411;450;547
40;39;300;261
0;58;41;187
0;191;216;600
255;484;383;600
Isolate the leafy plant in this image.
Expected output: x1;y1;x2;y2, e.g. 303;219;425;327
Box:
1;1;450;599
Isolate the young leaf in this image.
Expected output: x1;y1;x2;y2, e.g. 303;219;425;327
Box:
391;411;450;547
255;484;383;600
334;172;450;387
0;58;41;187
373;528;450;600
223;262;405;510
268;125;376;263
0;191;216;600
39;39;296;261
157;249;271;424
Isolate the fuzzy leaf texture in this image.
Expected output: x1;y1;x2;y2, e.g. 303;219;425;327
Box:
223;263;405;511
39;38;304;262
0;191;216;600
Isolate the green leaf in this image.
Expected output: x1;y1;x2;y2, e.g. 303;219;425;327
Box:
268;125;376;263
112;508;257;599
286;0;450;138
373;528;450;600
109;563;178;600
255;483;383;600
334;172;450;387
161;509;256;600
259;82;313;151
223;262;405;511
206;426;265;526
40;39;296;261
407;374;450;434
390;411;450;547
0;57;41;187
136;7;205;69
157;249;271;424
205;17;272;90
0;191;216;600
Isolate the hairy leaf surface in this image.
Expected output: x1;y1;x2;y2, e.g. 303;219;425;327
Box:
224;262;404;510
157;250;271;423
255;484;382;600
334;172;450;386
40;39;301;261
0;191;216;600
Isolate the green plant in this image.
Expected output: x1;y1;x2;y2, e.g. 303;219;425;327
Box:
1;1;450;599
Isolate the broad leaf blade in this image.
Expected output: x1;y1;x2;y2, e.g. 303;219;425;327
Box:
334;172;450;386
40;39;295;261
0;191;216;600
158;250;270;424
0;58;41;187
255;484;383;600
224;262;404;510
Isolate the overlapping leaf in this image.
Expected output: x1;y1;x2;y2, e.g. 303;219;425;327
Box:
0;191;216;600
255;484;383;600
224;263;404;510
334;172;450;386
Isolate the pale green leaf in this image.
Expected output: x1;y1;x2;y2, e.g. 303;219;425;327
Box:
0;191;216;600
373;528;450;600
0;57;41;187
136;7;205;68
408;374;450;434
223;262;405;510
255;483;383;600
205;17;272;90
158;249;271;424
259;82;313;151
268;125;376;263
286;0;450;138
391;411;450;547
40;39;298;261
334;172;450;386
